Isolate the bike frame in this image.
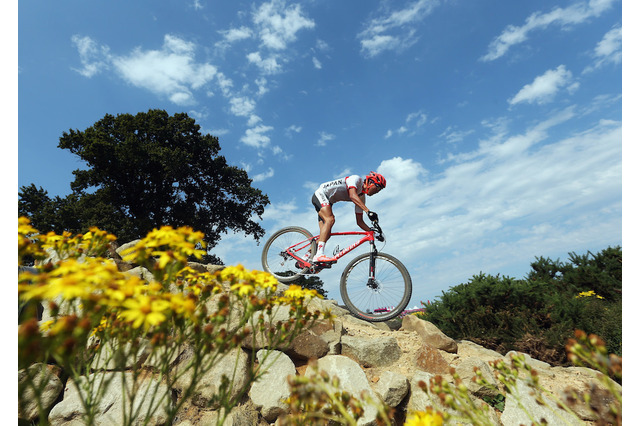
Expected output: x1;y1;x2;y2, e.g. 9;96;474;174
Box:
285;230;377;270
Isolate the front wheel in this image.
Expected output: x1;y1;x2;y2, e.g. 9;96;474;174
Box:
261;227;317;283
340;252;412;322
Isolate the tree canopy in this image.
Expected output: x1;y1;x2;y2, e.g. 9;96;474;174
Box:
19;109;270;262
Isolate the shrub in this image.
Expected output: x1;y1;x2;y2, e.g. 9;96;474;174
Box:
417;248;622;363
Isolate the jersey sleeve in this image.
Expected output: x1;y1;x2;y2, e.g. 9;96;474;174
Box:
345;175;361;190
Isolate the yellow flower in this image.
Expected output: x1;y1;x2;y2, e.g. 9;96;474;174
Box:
575;290;605;300
284;285;305;299
167;294;197;318
405;410;444;426
39;320;54;332
121;226;206;264
219;265;252;282
18;217;45;262
282;285;318;302
253;271;279;291
91;317;109;336
231;281;255;296
18;216;39;235
120;295;171;329
103;276;147;304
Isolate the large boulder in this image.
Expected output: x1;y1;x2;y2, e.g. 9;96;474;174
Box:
174;347;251;409
400;315;458;353
341;334;402;367
48;371;171;425
18;363;64;422
249;350;296;422
307;355;380;426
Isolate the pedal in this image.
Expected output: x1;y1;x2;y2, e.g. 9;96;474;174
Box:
312;261;335;270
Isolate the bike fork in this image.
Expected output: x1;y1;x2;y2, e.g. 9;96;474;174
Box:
367;243;378;287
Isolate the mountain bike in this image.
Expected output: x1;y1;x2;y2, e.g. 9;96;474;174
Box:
261;220;412;322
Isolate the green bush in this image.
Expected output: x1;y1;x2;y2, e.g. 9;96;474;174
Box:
417;247;622;364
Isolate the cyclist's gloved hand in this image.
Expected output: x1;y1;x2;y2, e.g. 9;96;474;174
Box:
367;211;378;222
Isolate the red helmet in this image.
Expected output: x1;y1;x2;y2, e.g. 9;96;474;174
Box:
366;171;386;188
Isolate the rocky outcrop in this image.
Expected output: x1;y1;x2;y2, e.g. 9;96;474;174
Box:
19;257;621;425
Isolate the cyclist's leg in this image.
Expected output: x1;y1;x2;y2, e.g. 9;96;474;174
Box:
312;193;335;261
314;206;336;261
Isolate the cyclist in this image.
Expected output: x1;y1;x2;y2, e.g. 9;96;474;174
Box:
310;171;386;262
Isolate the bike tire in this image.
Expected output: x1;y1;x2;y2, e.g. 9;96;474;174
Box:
340;252;412;322
261;226;317;283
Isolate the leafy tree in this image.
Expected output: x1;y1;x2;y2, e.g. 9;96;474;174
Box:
19;109;270;263
292;275;328;298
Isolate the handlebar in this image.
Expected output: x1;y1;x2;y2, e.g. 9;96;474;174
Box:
370;219;385;242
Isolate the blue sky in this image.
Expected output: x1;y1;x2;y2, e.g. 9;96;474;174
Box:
18;0;626;308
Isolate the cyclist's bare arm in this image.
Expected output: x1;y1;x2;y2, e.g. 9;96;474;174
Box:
348;187;369;213
355;213;372;232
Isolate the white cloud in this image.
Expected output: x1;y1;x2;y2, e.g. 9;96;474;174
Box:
252;167;275;182
252;0;315;51
316;131;335;146
246;114;262;127
481;0;617;61
247;51;282;74
594;25;622;63
439;126;475;144
229;96;256;117
108;34;218;105
255;77;269;96
222;26;253;43
358;0;438;58
312;57;322;69
583;24;622;72
384;110;430;138
71;35;110;77
241;124;273;148
509;65;576;105
285;125;302;137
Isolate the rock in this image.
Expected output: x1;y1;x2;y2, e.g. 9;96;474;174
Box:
454;357;500;398
115;240;140;257
308;355;380;426
415;342;450;374
341;335;402;367
18;363;64;422
372;371;409;408
500;378;583;426
318;318;345;355
174;347;250;409
48;371;171;425
90;339;149;370
406;371;436;413
400;314;458;353
456;340;503;362
504;350;551;370
286;328;330;360
249;350;296;422
123;266;155;283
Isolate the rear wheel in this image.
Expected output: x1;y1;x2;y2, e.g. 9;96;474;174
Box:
261;227;317;283
340;252;412;322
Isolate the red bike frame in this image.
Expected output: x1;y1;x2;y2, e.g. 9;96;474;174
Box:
285;230;376;269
